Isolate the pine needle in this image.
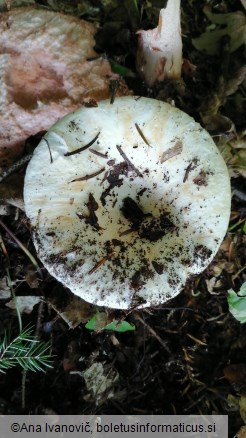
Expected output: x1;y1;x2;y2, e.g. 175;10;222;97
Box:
0;326;53;373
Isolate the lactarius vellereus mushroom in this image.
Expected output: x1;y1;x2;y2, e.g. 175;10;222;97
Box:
24;97;231;309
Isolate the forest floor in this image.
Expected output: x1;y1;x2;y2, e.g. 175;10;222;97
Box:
0;1;245;437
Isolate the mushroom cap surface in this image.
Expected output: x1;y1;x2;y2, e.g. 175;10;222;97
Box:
24;97;231;309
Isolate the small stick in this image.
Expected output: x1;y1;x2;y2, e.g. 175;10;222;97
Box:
187;333;207;346
88;252;115;275
110;80;119;104
134;313;171;354
183;159;198;183
69;167;105;183
135;123;151;147
64;132;100;156
116;145;142;177
0;219;42;277
119;228;136;237
43;138;53;163
89;149;108;159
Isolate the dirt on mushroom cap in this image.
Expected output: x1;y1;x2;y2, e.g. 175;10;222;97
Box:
24;96;231;309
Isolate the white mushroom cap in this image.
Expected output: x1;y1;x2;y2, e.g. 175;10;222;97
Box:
24;97;231;309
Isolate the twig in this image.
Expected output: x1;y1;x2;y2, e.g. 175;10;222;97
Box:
64;133;100;156
134;313;171;354
116;145;142;177
0;219;42;277
69;167;105;183
135;123;151;147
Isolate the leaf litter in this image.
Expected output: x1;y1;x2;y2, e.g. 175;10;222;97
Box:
0;1;245;436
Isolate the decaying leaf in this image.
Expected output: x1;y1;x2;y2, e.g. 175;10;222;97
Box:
217;132;246;178
228;149;246;178
200;114;235;137
0;8;130;167
6;295;42;314
224;363;246;392
0;276;11;299
192;7;246;55
49;294;93;329
25;266;39;289
235;425;246;438
226;393;246;428
239;396;246;423
83;362;119;403
205;277;218;294
225;66;246;97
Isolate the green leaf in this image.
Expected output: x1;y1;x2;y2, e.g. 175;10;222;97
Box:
104;320;135;332
85;315;135;332
243;221;246;234
110;61;134;77
228;282;246;323
85;315;97;331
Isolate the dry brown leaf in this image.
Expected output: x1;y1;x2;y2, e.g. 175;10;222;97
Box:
225;66;246;96
60;298;93;328
224;363;246;394
25;267;39;289
49;294;93;329
0;8;130;167
235;425;246;438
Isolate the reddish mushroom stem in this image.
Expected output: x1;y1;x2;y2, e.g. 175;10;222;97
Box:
137;0;182;87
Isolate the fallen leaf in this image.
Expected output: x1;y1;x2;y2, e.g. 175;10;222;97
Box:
224;363;246;392
83;362;119;403
25;267;39;289
192;7;246;55
235;425;246;438
201;113;235;136
49;294;93;329
85;313;135;332
229;149;246;178
0;276;11;299
225;66;246;96
6;295;42;313
239;396;246;422
0;8;130;167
